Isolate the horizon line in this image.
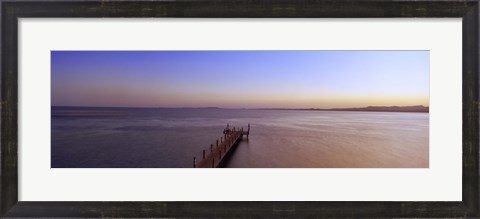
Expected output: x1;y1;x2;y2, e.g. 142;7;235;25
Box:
51;105;430;109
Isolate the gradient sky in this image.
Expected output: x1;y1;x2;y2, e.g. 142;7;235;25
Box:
51;51;429;108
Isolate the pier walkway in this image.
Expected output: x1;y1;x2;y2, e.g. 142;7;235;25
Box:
194;124;250;168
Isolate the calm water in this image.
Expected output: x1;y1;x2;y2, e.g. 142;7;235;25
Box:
51;107;429;168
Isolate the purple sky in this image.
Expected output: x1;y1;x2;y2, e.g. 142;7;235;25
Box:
51;51;429;108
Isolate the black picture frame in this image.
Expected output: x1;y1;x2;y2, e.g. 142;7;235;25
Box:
2;0;479;218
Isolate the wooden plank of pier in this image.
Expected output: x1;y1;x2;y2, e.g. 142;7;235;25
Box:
194;124;250;168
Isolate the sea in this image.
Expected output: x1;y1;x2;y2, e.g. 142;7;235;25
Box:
51;106;429;168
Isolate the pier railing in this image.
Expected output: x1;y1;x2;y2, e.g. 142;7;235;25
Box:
194;124;249;168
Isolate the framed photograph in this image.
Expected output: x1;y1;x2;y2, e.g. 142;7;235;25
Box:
2;0;478;218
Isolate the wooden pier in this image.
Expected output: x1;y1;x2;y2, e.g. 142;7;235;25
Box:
194;124;250;168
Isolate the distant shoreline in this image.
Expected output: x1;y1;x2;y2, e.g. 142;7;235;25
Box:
256;105;429;113
52;105;429;113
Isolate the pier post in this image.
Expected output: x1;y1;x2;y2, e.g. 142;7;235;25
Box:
247;124;250;139
203;150;205;159
193;157;196;168
221;137;223;143
212;158;215;167
216;140;218;147
219;150;222;159
210;144;213;152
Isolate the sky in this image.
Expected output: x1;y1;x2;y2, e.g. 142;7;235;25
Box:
51;51;429;108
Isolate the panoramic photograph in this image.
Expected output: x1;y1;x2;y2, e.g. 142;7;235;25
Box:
51;51;429;168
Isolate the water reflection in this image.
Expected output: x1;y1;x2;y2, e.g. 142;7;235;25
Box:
52;107;428;168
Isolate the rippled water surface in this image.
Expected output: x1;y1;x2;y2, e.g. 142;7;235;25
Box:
51;107;428;168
